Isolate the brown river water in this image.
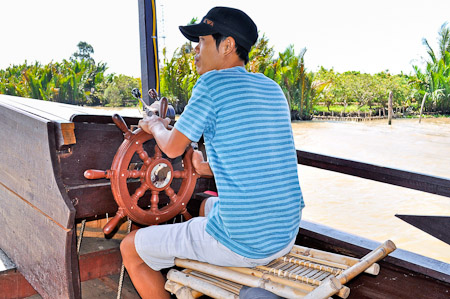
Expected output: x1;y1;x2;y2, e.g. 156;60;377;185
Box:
292;118;450;263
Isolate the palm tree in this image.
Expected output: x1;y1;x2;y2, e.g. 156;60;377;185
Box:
415;22;450;114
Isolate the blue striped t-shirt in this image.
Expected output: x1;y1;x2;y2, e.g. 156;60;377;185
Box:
175;66;304;259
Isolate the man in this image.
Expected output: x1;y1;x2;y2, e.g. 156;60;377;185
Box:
120;7;304;299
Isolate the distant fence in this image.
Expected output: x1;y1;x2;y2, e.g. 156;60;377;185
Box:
312;109;396;121
313;115;388;122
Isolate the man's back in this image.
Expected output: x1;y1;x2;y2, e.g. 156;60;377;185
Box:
175;66;304;259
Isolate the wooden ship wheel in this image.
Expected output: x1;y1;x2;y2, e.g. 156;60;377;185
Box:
84;98;198;234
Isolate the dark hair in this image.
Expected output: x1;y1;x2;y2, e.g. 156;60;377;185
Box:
212;33;250;64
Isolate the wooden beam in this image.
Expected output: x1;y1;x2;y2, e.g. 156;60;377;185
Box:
297;150;450;198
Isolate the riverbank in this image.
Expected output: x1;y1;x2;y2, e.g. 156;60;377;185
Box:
311;113;449;122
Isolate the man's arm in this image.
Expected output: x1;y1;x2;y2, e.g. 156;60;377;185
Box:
192;150;213;176
138;115;191;158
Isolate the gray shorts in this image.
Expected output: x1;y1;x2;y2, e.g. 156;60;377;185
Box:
135;197;296;271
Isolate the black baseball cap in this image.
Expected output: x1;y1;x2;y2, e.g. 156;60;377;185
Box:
179;7;258;52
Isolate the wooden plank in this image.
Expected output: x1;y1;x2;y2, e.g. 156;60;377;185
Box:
60;122;130;188
345;263;450;299
0;95;142;124
0;185;80;298
0;102;75;227
297;150;450;198
0;101;80;298
79;247;122;282
0;269;37;298
55;121;76;149
0;94;104;122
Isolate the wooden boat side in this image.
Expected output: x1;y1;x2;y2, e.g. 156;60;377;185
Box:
0;96;80;297
296;220;450;291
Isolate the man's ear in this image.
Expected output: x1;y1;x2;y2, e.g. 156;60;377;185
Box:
222;37;236;55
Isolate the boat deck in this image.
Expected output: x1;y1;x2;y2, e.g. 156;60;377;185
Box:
26;272;140;299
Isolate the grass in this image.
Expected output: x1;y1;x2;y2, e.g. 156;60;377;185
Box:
313;104;375;114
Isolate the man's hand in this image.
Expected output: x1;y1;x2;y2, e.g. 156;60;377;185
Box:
138;115;171;135
138;115;192;159
192;150;213;177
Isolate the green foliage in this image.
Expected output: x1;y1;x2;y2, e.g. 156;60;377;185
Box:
0;42;141;107
160;44;198;112
158;15;201;111
0;58;112;105
314;68;413;114
314;104;372;114
411;22;450;114
247;34;275;74
102;75;141;107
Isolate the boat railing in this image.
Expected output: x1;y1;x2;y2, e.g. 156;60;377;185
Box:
296;150;450;198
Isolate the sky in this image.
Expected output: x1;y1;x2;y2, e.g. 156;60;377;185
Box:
1;0;450;78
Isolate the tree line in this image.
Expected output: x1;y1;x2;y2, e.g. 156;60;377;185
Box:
1;24;450;118
0;42;140;107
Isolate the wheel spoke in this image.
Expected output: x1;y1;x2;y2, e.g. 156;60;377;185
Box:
136;144;152;166
165;187;178;203
150;190;160;212
131;183;149;202
173;170;187;179
126;170;144;179
154;145;162;159
181;209;192;221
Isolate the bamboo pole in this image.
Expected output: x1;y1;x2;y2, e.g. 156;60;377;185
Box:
336;240;396;285
229;266;315;293
187;270;242;294
165;279;205;298
302;277;343;299
166;269;238;299
164;280;195;299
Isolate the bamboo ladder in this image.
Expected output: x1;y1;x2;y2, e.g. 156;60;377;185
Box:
164;240;396;299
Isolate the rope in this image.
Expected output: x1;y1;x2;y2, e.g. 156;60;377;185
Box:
77;219;86;254
117;218;132;299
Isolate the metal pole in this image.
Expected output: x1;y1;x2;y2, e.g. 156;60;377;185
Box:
138;0;160;106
